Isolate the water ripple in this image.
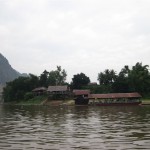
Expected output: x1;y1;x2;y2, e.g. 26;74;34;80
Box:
0;105;150;149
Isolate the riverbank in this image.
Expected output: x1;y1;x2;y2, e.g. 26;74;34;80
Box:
3;96;150;106
141;99;150;105
17;95;47;105
15;95;75;106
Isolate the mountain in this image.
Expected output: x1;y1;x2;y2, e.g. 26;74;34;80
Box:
0;53;21;84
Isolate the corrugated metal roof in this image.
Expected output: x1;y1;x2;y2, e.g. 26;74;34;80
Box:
73;90;90;95
47;86;68;92
89;93;142;99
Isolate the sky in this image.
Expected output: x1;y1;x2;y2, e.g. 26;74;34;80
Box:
0;0;150;82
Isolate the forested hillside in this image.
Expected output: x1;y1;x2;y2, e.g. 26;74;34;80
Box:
0;53;20;84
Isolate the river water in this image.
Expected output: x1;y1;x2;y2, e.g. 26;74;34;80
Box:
0;105;150;150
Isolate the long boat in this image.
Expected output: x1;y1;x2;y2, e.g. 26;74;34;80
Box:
89;93;142;106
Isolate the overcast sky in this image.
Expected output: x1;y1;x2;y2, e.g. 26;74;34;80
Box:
0;0;150;82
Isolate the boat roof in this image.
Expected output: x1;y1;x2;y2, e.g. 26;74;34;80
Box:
89;92;142;99
73;90;90;95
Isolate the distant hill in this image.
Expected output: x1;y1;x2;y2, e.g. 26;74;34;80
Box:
0;53;24;84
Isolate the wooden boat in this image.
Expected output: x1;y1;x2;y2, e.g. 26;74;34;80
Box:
89;93;142;106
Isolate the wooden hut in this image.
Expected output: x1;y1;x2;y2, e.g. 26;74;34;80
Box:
47;86;69;100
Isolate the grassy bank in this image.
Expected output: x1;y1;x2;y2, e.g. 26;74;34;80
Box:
17;95;75;106
141;98;150;105
18;95;47;105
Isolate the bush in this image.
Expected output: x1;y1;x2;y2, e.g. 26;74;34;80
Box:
24;92;34;100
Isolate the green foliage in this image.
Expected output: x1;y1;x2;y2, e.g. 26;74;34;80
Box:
128;62;150;94
39;70;49;87
3;65;67;102
3;75;39;102
112;66;130;93
98;69;117;85
48;66;67;85
83;85;112;94
50;94;66;100
113;74;129;93
19;95;47;105
3;63;150;103
48;70;58;85
71;73;90;89
97;62;150;96
24;92;34;100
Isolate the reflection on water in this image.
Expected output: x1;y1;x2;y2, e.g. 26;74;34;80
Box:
0;105;150;149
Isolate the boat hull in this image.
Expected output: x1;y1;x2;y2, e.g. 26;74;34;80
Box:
95;102;141;106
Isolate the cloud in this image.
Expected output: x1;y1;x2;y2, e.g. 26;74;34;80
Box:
0;0;150;82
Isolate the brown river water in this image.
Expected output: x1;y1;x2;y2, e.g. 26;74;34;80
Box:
0;105;150;150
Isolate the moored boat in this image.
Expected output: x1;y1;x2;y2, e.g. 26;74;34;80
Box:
89;93;142;106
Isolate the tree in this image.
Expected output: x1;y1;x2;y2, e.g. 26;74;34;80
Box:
97;69;117;93
113;66;130;93
3;76;28;102
98;69;116;85
113;63;150;95
28;74;39;89
3;66;68;102
72;73;90;89
39;70;49;87
3;74;39;102
48;66;67;85
128;62;150;95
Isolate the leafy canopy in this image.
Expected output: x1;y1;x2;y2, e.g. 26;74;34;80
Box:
72;73;90;89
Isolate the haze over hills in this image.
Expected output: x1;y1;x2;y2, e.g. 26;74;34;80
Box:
0;53;26;85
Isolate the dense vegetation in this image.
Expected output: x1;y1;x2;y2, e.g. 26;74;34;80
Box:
3;66;67;102
71;73;90;89
86;62;150;97
3;62;150;102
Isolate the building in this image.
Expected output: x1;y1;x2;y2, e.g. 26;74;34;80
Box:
47;85;70;99
73;89;90;98
47;86;69;94
73;90;90;105
32;87;47;96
